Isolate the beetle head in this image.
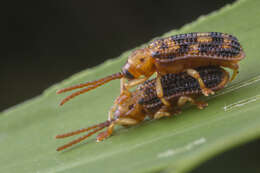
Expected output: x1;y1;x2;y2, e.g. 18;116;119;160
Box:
113;91;144;120
122;48;156;80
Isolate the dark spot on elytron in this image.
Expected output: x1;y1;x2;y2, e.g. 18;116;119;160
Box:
160;42;168;49
177;44;189;55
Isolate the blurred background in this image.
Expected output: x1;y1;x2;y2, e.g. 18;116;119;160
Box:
3;0;260;172
3;0;236;111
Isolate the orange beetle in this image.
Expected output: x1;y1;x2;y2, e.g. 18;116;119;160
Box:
57;32;244;107
56;66;230;151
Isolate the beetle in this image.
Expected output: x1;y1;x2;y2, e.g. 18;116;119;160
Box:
56;66;230;151
56;32;244;106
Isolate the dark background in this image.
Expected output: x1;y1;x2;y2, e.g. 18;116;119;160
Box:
4;0;260;172
4;0;235;111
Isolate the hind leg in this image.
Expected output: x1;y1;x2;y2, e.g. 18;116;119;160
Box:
225;62;239;81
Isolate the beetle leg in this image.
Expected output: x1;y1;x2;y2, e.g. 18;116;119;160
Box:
120;78;132;96
123;77;149;92
119;77;149;100
96;117;140;142
154;109;171;119
107;94;122;121
177;96;208;109
108;104;117;121
96;123;115;142
115;117;140;125
154;105;181;119
186;68;215;96
97;106;117;141
217;68;230;89
108;79;135;121
156;74;171;106
231;69;238;81
226;62;239;81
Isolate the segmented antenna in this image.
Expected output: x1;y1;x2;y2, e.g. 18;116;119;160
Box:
56;120;111;151
57;72;123;105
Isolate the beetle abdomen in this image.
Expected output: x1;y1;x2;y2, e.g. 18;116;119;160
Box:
138;66;227;112
148;32;244;62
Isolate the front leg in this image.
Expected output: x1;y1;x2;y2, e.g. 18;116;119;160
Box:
186;68;215;96
96;117;141;142
120;77;148;96
96;123;115;142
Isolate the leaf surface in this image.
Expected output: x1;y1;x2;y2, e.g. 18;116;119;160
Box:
1;0;260;172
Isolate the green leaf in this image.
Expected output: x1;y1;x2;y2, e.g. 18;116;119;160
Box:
1;0;260;172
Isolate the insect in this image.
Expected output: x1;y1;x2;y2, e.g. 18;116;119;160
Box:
56;32;244;107
56;66;230;151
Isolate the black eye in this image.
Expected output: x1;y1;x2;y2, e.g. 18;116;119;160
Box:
140;58;145;62
128;104;134;110
122;69;134;79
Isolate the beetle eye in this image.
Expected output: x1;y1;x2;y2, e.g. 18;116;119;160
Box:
128;104;134;110
122;69;135;79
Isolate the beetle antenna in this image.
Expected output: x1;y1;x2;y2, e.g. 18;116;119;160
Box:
56;120;110;138
58;72;123;106
56;120;111;151
57;72;123;94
